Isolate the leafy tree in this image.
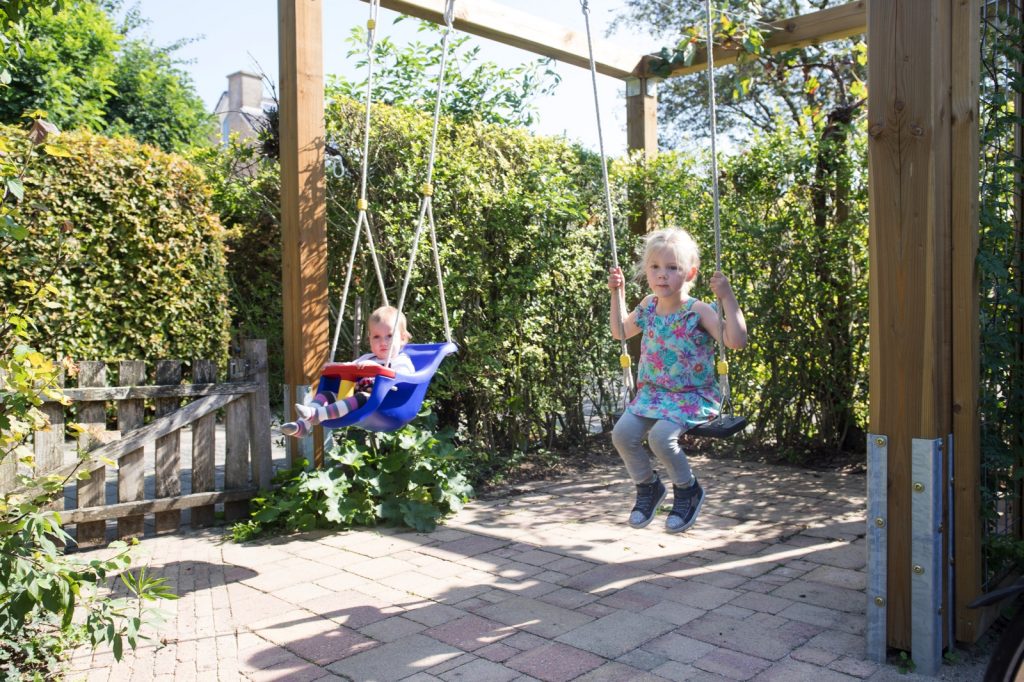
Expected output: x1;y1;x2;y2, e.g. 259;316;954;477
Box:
0;0;213;152
105;37;215;151
327;18;561;127
616;0;866;148
0;1;119;131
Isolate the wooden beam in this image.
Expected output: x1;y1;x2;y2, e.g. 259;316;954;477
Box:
54;382;259;402
365;0;643;79
279;0;328;390
55;489;258;525
867;0;953;650
951;0;983;645
636;1;866;79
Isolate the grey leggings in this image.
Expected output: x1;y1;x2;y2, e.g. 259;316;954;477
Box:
611;411;694;486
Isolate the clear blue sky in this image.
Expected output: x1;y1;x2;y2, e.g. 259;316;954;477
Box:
123;1;659;155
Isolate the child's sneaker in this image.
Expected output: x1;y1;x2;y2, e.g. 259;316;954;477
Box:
666;477;704;533
628;473;667;528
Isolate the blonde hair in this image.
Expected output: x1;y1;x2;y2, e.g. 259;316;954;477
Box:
635;228;701;295
368;306;412;344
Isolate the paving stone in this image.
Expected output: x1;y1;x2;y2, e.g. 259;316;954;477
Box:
802;565;867;592
828;656;878;678
638;600;705;626
617;648;670;671
573;661;671;681
439;658;519;682
643;631;717;663
790;646;840;666
694;648;772;680
424;614;516;651
358;615;427;642
327;634;462;681
403;602;467;627
778;602;865;635
728;592;794;615
651;659;734;681
555;610;676;658
771;580;866;614
505;642;605;682
684;612;815;661
536;587;599;610
750;658;860;681
475;597;595;638
805;630;866;658
476;642;519;663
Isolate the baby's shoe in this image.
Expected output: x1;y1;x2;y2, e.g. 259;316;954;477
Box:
628;473;667;529
666;477;704;533
295;403;316;420
280;420;311;438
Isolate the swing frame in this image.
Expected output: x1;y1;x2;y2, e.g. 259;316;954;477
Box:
282;0;988;648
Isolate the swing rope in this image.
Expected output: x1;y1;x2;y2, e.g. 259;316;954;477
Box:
703;0;735;418
330;0;391;362
386;0;455;366
579;0;636;400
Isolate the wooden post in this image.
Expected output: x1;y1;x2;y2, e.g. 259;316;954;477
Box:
279;0;328;468
117;361;146;539
625;75;658;238
867;0;953;649
190;359;217;528
951;0;983;644
244;340;273;490
224;358;251;521
154;360;182;534
76;361;107;548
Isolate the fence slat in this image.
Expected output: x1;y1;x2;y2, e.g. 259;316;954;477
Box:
190;359;217;527
117;361;146;540
224;359;251;521
154;360;182;533
245;340;273;490
34;374;64;510
76;362;107;548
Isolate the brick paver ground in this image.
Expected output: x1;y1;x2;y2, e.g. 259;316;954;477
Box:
65;455;989;681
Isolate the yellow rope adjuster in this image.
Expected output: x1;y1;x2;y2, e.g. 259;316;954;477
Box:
420;183;433;197
716;360;729;376
619;354;631;369
356;198;368;211
367;18;376;29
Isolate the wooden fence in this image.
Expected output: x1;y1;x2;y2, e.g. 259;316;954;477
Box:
0;339;273;549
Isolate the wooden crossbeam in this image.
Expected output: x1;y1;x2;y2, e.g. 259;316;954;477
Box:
635;1;865;80
54;382;259;402
54;489;257;525
364;0;644;79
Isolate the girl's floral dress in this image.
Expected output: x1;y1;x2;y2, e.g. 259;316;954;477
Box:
628;296;721;428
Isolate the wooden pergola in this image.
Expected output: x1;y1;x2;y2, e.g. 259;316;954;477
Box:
278;0;987;652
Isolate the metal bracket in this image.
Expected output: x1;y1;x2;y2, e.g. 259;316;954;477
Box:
867;433;888;663
911;437;944;677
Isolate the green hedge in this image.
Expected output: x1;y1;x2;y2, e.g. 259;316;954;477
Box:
1;127;231;366
324;99;620;453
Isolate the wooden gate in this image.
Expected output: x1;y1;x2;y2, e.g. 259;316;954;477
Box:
0;339;273;549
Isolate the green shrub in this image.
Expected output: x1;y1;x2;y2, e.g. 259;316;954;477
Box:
0;126;231;367
231;413;474;541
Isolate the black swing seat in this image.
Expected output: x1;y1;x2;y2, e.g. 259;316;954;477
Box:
687;414;748;439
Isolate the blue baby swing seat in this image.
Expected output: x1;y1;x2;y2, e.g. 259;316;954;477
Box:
316;342;458;432
312;0;458;435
